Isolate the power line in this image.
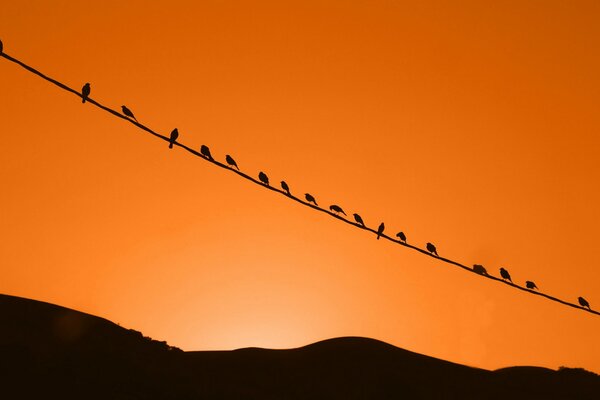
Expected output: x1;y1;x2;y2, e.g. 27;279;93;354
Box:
1;48;597;317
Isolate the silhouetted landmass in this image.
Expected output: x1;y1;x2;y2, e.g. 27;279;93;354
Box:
1;294;598;399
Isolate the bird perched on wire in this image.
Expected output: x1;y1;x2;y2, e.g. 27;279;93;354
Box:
376;223;385;240
396;231;407;243
526;281;538;290
578;297;591;310
499;267;512;282
281;181;291;196
426;242;438;256
169;128;178;149
121;105;137;122
329;205;346;216
81;83;90;103
225;155;239;170
472;264;488;275
353;213;365;227
305;193;318;206
200;145;213;161
258;171;269;186
0;39;3;54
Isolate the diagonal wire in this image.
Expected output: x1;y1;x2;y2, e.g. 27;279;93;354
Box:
1;49;597;317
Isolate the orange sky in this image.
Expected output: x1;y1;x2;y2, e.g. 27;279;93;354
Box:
1;0;599;372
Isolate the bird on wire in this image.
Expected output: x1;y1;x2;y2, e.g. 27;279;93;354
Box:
499;267;512;283
526;281;538;290
169;128;178;149
121;105;137;122
81;83;90;103
200;145;213;161
426;242;438;256
578;297;591;310
329;205;346;216
376;222;385;240
305;193;318;206
396;231;407;243
258;171;269;186
472;264;488;275
281;181;291;196
353;213;365;227
225;155;239;170
0;39;3;54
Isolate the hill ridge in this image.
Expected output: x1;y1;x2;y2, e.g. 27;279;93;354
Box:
1;293;599;399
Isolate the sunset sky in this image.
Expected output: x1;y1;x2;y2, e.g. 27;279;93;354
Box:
2;0;599;373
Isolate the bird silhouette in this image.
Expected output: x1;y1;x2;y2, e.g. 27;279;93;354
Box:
376;223;385;240
329;205;346;216
304;193;318;206
281;181;290;195
353;213;365;227
121;105;137;122
81;83;90;103
578;297;591;310
499;267;512;282
525;280;538;290
258;171;269;186
396;231;407;243
225;155;239;170
200;145;213;161
472;264;488;275
426;242;438;256
0;39;3;54
169;128;178;149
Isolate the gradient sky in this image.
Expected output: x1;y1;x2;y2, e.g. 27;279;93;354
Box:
1;0;599;373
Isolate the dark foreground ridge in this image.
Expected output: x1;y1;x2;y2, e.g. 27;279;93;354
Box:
1;294;598;399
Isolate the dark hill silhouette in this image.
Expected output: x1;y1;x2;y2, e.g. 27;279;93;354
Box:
1;294;598;399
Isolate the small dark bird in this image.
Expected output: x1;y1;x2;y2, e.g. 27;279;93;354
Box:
526;280;538;290
169;128;178;149
353;213;365;227
225;155;239;170
376;222;385;240
200;145;213;161
281;181;290;195
499;267;512;282
81;83;90;103
426;242;438;256
305;193;318;206
329;205;346;216
396;231;407;243
473;264;488;275
0;39;3;54
121;105;137;122
258;171;269;186
578;297;591;310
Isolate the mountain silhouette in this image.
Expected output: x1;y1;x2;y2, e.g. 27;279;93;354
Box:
1;293;598;399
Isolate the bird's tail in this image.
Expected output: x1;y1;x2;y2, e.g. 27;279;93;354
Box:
169;142;174;149
82;98;86;104
341;211;347;216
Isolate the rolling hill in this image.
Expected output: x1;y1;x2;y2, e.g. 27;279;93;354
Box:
0;293;598;399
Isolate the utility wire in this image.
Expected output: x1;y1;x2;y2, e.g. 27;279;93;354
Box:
1;48;597;317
